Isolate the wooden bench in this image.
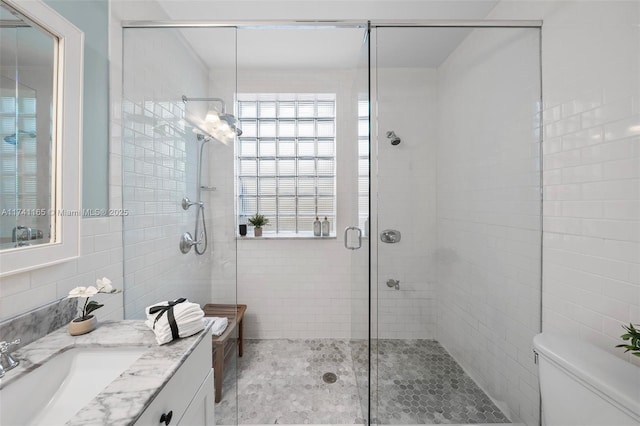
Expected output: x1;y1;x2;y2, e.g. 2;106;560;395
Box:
202;304;247;403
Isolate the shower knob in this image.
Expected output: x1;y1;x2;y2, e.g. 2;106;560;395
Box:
180;232;195;254
179;232;202;254
380;229;401;243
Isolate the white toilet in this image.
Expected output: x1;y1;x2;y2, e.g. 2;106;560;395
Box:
533;333;640;426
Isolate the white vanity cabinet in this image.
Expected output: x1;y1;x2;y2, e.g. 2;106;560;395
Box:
134;335;214;426
178;370;215;425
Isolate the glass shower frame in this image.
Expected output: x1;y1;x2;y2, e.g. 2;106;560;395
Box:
370;23;542;425
121;19;543;426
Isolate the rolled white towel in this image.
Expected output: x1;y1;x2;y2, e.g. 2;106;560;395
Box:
144;299;205;345
151;308;204;333
145;300;203;322
150;319;205;345
209;317;229;336
152;320;204;338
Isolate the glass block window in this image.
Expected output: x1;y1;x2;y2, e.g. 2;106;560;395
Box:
0;93;39;240
237;93;336;235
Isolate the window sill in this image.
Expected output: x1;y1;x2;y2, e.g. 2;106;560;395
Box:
237;231;336;240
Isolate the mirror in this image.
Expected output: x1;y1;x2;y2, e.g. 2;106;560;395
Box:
0;4;55;250
0;0;82;276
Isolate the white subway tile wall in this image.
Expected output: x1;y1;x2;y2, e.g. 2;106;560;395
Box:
237;238;353;338
537;2;640;362
208;140;238;305
0;217;124;322
121;27;213;318
488;1;640;369
375;68;439;340
436;27;542;425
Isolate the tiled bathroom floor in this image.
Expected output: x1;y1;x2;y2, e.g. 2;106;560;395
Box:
215;339;365;424
215;339;509;425
354;340;510;424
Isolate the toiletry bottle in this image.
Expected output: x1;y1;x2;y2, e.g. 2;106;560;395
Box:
313;216;321;236
321;216;330;236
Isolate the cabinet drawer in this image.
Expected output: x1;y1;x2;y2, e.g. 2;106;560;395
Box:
134;336;211;426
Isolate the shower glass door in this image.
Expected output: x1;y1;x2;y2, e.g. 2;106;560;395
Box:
122;24;239;425
233;24;371;425
349;26;372;424
372;26;542;425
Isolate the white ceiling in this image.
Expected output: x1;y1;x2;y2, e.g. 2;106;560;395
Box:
179;26;366;70
374;27;473;68
158;0;497;70
177;25;478;70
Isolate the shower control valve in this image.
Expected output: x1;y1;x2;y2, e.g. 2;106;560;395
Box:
387;279;400;290
380;229;401;243
179;232;203;254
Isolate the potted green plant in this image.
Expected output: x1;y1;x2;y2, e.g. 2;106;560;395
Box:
616;323;640;357
248;214;269;237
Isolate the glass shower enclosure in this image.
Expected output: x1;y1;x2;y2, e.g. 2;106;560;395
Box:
121;20;542;426
370;25;542;425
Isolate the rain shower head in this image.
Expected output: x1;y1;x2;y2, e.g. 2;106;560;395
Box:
217;112;243;137
386;130;401;145
182;95;242;143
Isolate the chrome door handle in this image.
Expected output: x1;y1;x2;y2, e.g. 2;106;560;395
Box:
344;226;362;250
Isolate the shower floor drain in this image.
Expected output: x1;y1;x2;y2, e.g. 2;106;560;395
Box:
322;372;337;384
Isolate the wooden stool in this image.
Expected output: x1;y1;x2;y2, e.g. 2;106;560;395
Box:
202;304;247;403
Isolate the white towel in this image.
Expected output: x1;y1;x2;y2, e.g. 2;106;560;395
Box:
151;319;205;345
209;316;229;336
145;300;205;345
149;305;204;333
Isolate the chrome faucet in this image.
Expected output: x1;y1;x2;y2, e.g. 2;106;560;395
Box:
0;338;21;377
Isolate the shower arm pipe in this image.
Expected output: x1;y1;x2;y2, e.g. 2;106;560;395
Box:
182;95;228;113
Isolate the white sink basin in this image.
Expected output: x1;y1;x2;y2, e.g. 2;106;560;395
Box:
0;347;146;426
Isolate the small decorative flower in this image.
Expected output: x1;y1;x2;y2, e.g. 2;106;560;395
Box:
96;277;114;293
68;286;99;298
68;277;120;321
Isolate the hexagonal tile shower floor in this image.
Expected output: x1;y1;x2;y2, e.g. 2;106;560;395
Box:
215;339;510;425
360;340;511;424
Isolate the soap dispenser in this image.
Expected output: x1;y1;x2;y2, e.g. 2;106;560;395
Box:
313;216;321;236
321;216;330;236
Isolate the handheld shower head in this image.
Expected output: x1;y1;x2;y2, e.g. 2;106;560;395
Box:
386;130;401;146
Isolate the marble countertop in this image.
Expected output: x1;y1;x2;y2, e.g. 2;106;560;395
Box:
0;319;213;425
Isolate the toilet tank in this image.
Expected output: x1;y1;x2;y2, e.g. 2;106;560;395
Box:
533;333;640;426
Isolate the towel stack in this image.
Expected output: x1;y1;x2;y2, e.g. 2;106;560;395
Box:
145;299;205;345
